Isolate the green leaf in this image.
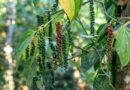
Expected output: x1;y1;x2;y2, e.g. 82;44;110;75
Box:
85;71;95;83
115;24;130;67
81;49;100;71
106;4;116;20
59;0;83;21
23;58;37;88
69;60;81;69
93;71;113;90
74;0;83;17
15;30;35;58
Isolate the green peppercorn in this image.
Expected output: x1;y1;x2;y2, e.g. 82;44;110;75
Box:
62;35;68;68
90;0;95;35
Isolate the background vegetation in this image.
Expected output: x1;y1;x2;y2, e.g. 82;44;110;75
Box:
0;0;130;90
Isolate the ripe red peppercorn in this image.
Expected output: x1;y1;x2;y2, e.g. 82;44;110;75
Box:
56;22;62;57
107;25;114;40
106;25;114;62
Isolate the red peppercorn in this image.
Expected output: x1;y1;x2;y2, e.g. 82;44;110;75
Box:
56;22;62;57
106;25;114;62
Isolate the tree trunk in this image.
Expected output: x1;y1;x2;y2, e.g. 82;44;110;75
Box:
115;0;130;90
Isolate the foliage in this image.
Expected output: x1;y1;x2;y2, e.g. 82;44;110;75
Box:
15;30;35;58
15;0;116;89
59;0;83;21
0;0;130;90
115;22;130;67
94;71;113;90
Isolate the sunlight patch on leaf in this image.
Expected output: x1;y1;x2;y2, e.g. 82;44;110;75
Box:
59;0;83;21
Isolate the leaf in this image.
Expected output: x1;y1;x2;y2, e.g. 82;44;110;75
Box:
85;71;95;83
115;23;130;67
114;23;130;31
24;58;37;88
97;23;108;44
81;46;100;71
106;4;116;20
59;0;83;21
69;60;81;69
15;30;35;58
93;71;113;90
74;0;83;17
36;80;45;90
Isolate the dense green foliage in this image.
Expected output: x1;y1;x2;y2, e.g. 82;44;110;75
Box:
0;0;130;90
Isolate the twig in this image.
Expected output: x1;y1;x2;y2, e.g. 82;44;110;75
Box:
73;45;88;52
68;54;82;60
117;17;130;20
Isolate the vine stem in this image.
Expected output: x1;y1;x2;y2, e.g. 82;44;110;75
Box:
117;17;130;20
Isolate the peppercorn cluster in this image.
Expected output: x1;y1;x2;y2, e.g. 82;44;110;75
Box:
107;25;114;51
56;22;62;59
90;0;95;35
106;25;114;61
48;12;57;60
62;35;68;68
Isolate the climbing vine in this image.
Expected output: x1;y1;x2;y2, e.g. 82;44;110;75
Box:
14;0;130;90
